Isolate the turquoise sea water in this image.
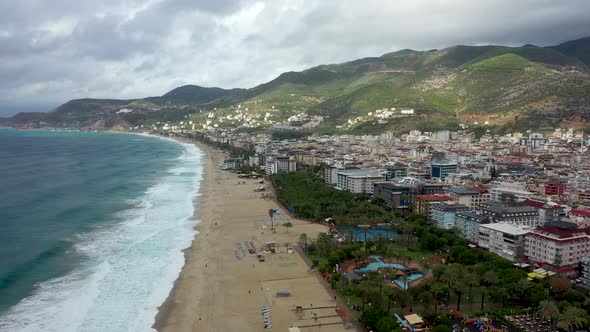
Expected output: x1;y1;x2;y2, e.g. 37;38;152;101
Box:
0;129;203;331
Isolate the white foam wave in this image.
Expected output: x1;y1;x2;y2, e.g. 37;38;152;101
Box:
0;138;204;332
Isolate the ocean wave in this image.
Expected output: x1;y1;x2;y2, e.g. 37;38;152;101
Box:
0;138;203;332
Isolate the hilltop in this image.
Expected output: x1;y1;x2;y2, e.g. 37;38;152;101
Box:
2;36;590;134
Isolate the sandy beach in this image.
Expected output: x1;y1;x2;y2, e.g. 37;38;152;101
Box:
154;141;352;332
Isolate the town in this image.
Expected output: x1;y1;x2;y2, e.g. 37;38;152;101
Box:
167;125;590;332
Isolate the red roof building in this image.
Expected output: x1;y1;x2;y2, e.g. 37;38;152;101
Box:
525;226;590;268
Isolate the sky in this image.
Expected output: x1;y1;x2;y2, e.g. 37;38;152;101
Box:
1;0;589;117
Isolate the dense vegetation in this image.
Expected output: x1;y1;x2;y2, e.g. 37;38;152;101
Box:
276;170;590;331
301;211;590;332
271;171;390;223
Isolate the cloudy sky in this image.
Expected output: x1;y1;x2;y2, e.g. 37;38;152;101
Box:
1;0;589;116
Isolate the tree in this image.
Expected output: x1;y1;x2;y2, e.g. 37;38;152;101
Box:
316;232;333;257
430;283;446;312
480;270;498;309
440;266;457;303
464;271;479;305
537;300;559;327
453;283;465;311
417;289;432;310
268;209;275;231
359;307;387;330
299;233;308;251
511;278;532;303
385;287;395;313
550;276;572;293
376;316;402;332
282;221;293;233
557;307;588;332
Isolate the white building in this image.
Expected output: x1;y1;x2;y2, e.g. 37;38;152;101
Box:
430;204;470;229
336;169;386;194
489;182;534;202
481;201;540;227
478;223;529;262
324;166;340;186
456;211;491;243
265;156;296;175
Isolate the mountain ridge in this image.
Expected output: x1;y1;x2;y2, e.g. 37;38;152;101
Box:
2;36;590;134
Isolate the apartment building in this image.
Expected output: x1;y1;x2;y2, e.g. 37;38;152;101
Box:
478;223;529;262
489;182;535;202
456;211;491;243
525;225;590;267
336;169;386;194
446;187;491;210
430;204;470;229
481;201;540;227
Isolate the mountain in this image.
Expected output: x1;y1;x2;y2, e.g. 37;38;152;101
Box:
2;37;590;134
549;36;590;67
151;85;244;104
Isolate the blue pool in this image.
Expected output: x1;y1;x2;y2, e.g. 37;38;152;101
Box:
354;255;409;273
393;273;424;289
338;227;395;241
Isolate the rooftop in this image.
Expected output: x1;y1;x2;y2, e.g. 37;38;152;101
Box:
431;204;470;212
457;210;490;222
446;187;482;195
415;195;453;201
571;209;590;217
529;226;590;239
481;223;530;235
337;168;386;177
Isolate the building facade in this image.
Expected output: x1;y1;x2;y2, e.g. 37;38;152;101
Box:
525;226;590;267
456;211;491;243
478;223;529;262
446;187;491;210
430;160;458;180
430;204;470;229
481;201;540;227
336;169;386;194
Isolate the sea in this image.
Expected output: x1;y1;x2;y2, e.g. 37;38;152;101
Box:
0;129;203;332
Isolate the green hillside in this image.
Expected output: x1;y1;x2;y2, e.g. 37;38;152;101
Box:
3;37;590;133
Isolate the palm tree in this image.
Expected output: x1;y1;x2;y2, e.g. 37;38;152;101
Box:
385;287;395;313
418;290;432;311
480;270;498;310
537;300;559;327
453;283;465;311
298;233;308;250
514;278;531;297
268;209;275;231
440;267;457;302
430;283;445;312
464;271;479;306
283;221;292;233
557;307;589;332
490;286;509;308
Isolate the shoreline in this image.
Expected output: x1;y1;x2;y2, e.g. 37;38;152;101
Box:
152;138;212;331
154;139;351;331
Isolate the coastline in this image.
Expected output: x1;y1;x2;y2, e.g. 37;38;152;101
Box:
154;139;352;331
0;130;203;332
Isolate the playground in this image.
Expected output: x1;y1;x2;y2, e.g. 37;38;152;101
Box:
447;312;516;332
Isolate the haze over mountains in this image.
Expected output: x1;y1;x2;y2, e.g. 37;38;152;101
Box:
2;36;590;134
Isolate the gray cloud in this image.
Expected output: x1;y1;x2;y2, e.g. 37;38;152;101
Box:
1;0;589;116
